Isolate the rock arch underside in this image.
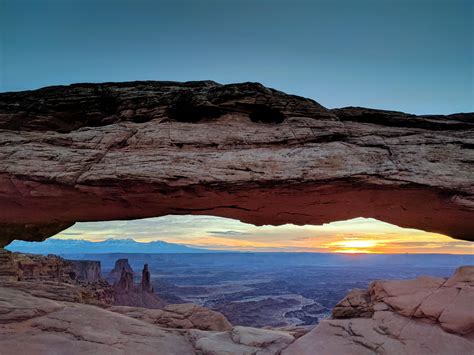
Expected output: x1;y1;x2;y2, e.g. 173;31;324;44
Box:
0;80;473;247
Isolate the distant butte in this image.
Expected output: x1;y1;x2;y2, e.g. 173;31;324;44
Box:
0;81;473;246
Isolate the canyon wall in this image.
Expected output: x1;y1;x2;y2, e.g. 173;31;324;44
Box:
0;250;101;283
0;250;114;305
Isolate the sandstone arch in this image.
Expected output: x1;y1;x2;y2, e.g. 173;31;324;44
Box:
0;81;473;246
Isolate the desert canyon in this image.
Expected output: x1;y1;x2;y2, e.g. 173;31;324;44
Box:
0;250;473;354
0;81;472;354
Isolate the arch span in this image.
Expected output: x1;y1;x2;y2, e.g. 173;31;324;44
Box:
0;81;473;246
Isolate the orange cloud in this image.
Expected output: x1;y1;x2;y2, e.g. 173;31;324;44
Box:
55;216;474;255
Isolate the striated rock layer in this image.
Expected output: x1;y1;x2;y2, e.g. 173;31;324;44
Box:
108;258;134;283
0;250;114;305
113;262;167;309
0;81;473;245
283;266;474;355
0;250;102;283
0;286;294;355
109;303;233;331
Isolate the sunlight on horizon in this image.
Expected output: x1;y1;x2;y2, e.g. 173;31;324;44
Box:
52;216;474;255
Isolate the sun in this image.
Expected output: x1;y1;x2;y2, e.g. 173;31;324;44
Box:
338;240;378;249
334;249;374;254
325;238;381;253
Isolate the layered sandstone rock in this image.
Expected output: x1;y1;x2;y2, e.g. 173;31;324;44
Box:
0;286;293;355
69;260;102;282
4;252;102;283
108;258;134;282
0;251;114;305
0;81;473;245
187;326;295;355
0;287;193;355
109;303;232;331
113;261;167;309
0;250;21;281
0;267;472;354
141;264;154;293
114;268;134;292
282;266;474;355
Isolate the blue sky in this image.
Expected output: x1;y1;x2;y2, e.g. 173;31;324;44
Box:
1;0;472;114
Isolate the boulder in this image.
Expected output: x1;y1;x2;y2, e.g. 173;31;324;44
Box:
0;287;193;355
188;326;294;355
283;266;474;355
109;303;232;331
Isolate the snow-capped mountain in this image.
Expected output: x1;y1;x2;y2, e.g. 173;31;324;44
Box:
6;238;213;254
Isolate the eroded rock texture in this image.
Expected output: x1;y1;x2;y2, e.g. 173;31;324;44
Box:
108;258;134;283
0;250;114;305
0;286;294;355
283;266;474;355
141;264;154;293
0;266;472;354
0;81;473;245
113;261;167;309
0;250;102;284
109;303;233;331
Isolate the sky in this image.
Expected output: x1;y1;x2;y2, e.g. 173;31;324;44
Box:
1;1;473;253
1;0;472;114
55;216;473;254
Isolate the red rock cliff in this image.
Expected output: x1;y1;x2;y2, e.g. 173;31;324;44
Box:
0;81;472;245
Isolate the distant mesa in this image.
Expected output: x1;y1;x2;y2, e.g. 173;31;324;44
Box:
0;249;115;305
0;249;170;310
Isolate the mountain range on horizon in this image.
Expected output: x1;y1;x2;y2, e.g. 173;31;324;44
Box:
6;238;215;255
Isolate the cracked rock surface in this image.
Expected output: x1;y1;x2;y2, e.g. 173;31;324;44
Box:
0;287;295;355
0;287;194;355
0;80;473;245
282;266;474;355
0;266;472;354
108;303;233;331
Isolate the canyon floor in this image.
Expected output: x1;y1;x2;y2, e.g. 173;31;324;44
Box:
70;252;473;328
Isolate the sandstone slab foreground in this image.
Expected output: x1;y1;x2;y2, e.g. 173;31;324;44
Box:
0;265;472;355
0;81;473;245
283;266;474;355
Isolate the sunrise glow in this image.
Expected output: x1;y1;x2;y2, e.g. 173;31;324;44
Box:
326;239;381;254
53;216;474;255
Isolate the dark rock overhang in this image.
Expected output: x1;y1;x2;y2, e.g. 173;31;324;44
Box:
0;81;473;246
